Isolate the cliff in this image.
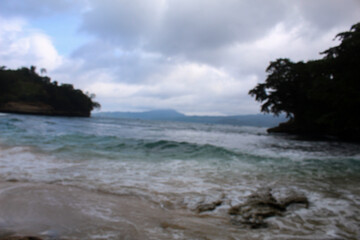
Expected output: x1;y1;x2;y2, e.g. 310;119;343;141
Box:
0;101;90;117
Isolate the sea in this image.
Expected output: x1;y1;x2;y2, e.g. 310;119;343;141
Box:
0;113;359;240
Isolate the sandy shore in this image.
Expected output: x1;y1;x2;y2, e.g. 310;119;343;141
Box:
0;181;237;240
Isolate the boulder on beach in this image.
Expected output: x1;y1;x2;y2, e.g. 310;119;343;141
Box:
195;200;223;213
228;188;309;229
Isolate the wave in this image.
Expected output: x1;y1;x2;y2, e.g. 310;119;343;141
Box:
142;139;240;159
32;133;244;162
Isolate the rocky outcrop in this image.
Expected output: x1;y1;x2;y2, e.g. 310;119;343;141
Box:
267;121;297;133
0;102;90;117
228;189;308;229
267;119;359;141
196;200;223;213
193;188;309;229
0;102;52;115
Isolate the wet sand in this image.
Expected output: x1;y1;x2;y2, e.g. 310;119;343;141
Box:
0;182;238;240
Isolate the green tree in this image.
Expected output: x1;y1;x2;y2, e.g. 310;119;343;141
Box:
30;65;36;74
40;68;47;75
249;22;360;140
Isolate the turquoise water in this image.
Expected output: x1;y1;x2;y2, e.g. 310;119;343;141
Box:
0;113;359;239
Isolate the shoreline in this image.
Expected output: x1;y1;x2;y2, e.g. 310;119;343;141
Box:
0;181;311;240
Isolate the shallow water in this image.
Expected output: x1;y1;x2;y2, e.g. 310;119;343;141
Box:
0;114;359;239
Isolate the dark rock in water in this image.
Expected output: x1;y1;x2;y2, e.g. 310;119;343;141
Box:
228;189;308;229
196;200;223;213
5;179;19;183
279;195;309;209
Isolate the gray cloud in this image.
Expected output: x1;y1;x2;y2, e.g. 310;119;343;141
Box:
78;0;360;72
70;40;173;84
0;0;82;18
80;0;288;55
72;0;360;114
147;0;287;55
80;0;164;48
1;0;360;115
294;0;360;31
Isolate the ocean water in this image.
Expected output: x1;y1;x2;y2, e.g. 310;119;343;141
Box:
0;113;359;240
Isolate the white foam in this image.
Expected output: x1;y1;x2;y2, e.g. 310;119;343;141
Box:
1;117;360;239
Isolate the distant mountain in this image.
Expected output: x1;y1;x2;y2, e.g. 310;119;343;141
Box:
94;110;287;127
95;109;185;120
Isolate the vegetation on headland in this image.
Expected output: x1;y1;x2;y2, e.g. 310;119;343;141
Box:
0;66;100;117
249;22;360;141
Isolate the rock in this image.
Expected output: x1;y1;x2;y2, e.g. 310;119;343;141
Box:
160;221;186;230
0;101;91;117
6;179;19;183
0;102;53;115
279;195;309;209
228;189;308;229
196;200;223;213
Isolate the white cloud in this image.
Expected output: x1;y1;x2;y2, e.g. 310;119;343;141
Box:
0;17;63;70
84;62;258;114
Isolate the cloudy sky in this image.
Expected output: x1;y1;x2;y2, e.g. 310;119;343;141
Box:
0;0;359;115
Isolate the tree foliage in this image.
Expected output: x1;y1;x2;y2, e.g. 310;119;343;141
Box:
0;66;100;117
249;22;360;140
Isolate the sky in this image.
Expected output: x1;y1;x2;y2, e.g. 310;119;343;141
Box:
0;1;359;115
